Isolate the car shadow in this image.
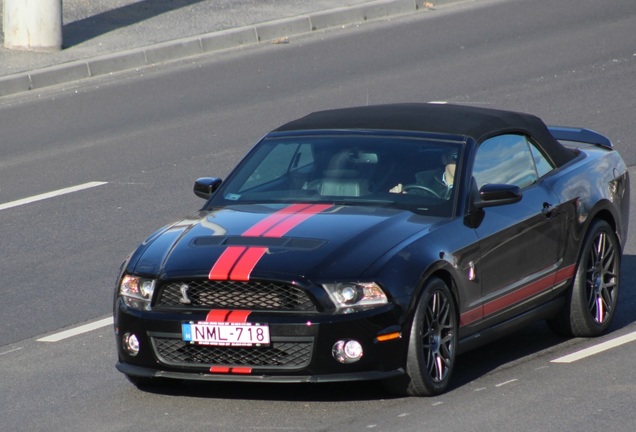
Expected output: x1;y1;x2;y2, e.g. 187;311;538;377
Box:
63;0;206;48
445;253;636;393
137;254;636;401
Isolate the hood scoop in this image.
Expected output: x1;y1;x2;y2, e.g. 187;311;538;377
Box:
192;236;327;251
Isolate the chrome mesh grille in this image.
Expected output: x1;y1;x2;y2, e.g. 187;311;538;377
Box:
155;280;317;312
153;337;313;369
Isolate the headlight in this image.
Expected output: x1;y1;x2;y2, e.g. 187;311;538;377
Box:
119;275;156;311
323;282;388;313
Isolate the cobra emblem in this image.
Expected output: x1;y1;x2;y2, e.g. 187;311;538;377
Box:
179;283;192;304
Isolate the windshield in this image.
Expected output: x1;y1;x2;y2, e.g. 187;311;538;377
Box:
210;133;464;217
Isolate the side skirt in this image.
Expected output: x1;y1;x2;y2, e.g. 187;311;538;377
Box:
456;297;565;355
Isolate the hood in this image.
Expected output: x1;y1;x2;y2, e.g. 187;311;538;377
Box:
128;203;441;281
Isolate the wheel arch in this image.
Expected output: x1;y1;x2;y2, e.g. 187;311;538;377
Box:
590;207;621;249
411;265;462;325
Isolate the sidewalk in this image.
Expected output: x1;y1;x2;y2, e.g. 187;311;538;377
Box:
0;0;456;98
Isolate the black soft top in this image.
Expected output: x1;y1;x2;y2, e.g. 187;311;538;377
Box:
274;103;575;167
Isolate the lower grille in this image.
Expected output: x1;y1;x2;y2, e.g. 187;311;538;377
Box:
152;337;313;370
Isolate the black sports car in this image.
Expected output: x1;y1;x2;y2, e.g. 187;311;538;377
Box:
114;103;629;396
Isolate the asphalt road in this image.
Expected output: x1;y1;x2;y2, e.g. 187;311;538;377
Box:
1;0;636;430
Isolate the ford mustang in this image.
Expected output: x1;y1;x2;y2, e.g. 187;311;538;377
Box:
114;103;629;396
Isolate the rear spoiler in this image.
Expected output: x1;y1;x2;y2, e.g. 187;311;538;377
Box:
548;126;613;150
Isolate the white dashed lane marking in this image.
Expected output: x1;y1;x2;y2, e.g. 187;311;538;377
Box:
37;317;113;343
0;181;107;211
0;347;23;356
551;331;636;364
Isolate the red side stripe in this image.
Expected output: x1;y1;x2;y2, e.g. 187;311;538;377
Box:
483;271;556;317
460;263;578;327
229;247;268;281
209;246;246;280
210;366;230;373
459;307;482;327
231;367;252;374
556;264;576;281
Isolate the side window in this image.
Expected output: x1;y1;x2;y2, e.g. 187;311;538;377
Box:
529;142;554;177
473;134;538;189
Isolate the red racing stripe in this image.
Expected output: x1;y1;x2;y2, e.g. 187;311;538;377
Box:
205;309;251;323
209;366;253;375
206;309;231;322
209;246;247;280
261;204;333;237
207;310;252;375
226;310;251;323
242;203;315;236
208;203;332;281
229;247;268;281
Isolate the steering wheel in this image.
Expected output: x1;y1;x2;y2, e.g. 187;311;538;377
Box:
402;184;441;198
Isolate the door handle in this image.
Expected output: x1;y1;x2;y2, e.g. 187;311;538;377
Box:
542;202;555;217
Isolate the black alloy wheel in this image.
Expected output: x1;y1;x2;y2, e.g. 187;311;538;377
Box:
404;277;457;396
549;219;620;337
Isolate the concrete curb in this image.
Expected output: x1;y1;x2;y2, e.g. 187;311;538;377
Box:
0;0;433;98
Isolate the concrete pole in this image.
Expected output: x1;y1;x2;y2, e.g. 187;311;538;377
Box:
3;0;63;51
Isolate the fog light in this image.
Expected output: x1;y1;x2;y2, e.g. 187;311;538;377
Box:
123;333;140;357
332;340;363;364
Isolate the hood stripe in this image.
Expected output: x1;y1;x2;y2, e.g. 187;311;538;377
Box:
261;204;333;237
229;247;268;281
209;246;247;280
209;203;332;281
243;203;315;236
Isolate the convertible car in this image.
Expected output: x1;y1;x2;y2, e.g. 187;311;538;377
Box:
114;103;629;396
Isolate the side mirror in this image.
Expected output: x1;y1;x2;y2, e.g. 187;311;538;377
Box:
474;183;522;208
193;177;222;200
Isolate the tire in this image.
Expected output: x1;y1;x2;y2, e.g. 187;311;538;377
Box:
549;219;620;337
386;277;458;396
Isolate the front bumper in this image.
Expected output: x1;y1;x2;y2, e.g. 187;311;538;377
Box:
116;362;405;383
114;299;408;383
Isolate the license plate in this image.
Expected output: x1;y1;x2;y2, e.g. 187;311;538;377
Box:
182;321;270;347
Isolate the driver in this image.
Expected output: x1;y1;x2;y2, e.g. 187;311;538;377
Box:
390;149;457;198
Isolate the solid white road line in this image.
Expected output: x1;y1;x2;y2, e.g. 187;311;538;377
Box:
551;331;636;364
0;181;107;211
37;317;114;343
